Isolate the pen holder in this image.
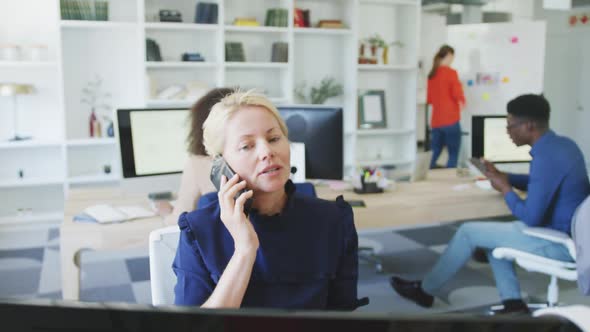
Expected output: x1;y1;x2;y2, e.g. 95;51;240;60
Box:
354;176;384;194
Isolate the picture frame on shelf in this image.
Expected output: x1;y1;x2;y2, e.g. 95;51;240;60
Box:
358;90;386;129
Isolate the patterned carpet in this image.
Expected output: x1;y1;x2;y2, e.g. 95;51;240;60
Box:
1;220;589;313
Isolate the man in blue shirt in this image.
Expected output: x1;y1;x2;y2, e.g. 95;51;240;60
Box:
390;94;590;314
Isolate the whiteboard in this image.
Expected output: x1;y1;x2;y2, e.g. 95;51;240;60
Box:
448;21;546;118
447;21;546;159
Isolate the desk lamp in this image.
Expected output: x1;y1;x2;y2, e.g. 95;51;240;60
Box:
0;83;35;141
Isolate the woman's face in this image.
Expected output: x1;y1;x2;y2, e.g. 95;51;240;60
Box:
442;52;454;66
222;105;291;194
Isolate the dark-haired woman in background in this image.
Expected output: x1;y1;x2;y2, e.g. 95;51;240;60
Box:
156;88;234;225
427;45;466;169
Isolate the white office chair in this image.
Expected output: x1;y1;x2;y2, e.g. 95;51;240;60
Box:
534;305;590;332
149;225;181;306
492;197;590;308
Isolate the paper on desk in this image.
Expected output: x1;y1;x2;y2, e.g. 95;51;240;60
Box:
452;183;472;191
83;204;155;224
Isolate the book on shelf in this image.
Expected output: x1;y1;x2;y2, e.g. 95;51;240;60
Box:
317;20;345;29
271;42;288;63
233;17;260;26
265;8;288;27
294;8;311;28
60;0;108;21
225;42;245;62
195;2;218;24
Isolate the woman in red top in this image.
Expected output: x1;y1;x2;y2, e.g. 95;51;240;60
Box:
427;45;466;168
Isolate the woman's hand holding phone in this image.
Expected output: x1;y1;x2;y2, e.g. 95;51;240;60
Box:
218;174;258;254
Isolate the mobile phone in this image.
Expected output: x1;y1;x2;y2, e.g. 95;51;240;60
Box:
469;157;487;174
210;156;252;213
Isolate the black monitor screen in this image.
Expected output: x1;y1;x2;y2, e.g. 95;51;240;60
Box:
278;106;343;180
472;115;532;163
117;108;189;178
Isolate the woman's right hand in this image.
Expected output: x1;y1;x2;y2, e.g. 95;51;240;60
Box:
218;174;258;255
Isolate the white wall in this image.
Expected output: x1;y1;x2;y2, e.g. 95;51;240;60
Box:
533;2;590;167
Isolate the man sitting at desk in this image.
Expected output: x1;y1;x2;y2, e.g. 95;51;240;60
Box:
390;94;590;314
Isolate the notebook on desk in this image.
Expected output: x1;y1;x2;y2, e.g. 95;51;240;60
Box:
77;204;155;224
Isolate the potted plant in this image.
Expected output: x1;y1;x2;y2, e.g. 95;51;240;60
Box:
364;34;404;65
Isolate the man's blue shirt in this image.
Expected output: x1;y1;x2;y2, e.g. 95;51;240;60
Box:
505;130;590;234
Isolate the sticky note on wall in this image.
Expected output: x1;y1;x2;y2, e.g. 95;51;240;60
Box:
482;92;490;101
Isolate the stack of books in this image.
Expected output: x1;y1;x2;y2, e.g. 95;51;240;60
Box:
294;8;311;28
60;0;109;21
233;17;260;26
195;2;218;24
271;42;288;63
265;8;288;27
317;20;345;29
225;42;245;62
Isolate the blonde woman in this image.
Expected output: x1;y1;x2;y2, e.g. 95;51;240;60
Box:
173;90;365;310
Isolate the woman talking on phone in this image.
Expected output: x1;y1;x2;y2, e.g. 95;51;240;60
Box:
173;90;365;310
427;45;466;168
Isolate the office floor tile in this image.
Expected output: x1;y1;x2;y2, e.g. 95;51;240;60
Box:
0;267;41;297
80;260;131;290
397;225;458;247
125;257;150;282
80;284;135;303
38;247;61;294
131;281;152;304
0;247;44;263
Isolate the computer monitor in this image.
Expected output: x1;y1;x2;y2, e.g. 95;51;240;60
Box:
277;106;343;180
0;300;578;332
471;115;532;163
116;108;190;193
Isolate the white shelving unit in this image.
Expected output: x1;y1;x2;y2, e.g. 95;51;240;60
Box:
0;0;419;226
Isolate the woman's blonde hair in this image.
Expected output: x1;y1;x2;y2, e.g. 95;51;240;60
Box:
202;89;289;156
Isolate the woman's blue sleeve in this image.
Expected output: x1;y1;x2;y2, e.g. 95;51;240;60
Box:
172;212;215;306
326;197;365;310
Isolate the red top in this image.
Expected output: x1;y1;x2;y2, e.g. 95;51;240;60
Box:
427;66;466;128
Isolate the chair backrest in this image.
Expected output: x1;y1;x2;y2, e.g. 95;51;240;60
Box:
572;195;590;295
149;225;181;305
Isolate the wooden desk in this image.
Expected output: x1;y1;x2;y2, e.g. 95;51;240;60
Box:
60;169;510;300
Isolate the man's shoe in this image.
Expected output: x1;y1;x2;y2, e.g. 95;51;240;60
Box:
490;299;530;315
389;276;434;308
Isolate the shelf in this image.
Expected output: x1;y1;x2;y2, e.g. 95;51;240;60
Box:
60;20;137;29
146;99;193;108
294;28;352;36
354;158;414;167
224;26;288;33
0;211;63;225
358;64;417;71
359;0;419;5
67;174;120;185
145;61;217;69
66;138;116;147
225;62;288;69
0;177;64;188
144;22;219;31
0;140;63;150
0;61;57;69
348;128;415;136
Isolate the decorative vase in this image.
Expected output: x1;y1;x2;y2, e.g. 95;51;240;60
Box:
382;46;389;65
89;109;97;137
